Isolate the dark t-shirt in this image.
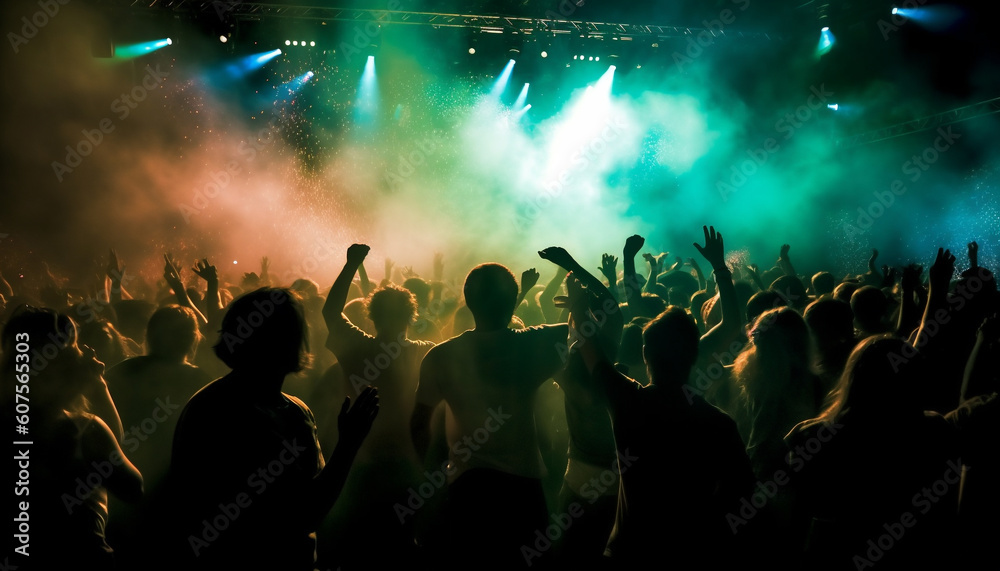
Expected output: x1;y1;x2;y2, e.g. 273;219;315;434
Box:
594;361;755;567
167;375;323;570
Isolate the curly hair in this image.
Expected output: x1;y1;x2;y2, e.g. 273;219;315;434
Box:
366;285;417;332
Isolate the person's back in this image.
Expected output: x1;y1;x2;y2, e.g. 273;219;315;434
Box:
595;359;753;567
584;304;754;568
411;263;568;569
169;374;323;570
162;288;378;571
420;324;566;480
106;306;209;492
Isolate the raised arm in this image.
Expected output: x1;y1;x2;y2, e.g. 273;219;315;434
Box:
323;244;370;326
623;235;645;310
696;226;742;351
598;253;619;302
358;262;373;298
516;268;540;308
914;248;955;347
540;246;624;343
192;258;223;326
106;249;131;303
642;253;663;293
259;256;272;287
163;254;207;325
777;244;797;278
539;268;566;324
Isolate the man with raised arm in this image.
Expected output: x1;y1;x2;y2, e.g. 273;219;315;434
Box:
410;262;568;569
569;227;755;569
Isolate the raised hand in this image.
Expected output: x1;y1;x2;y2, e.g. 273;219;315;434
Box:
521;268;540;292
968;241;979;269
554;273;587;311
694;225;727;271
384;258;394;283
346;244;370;265
623;235;645;259
599;253;618;282
401;266;418;280
260;256;270;275
163;253;183;289
538;246;577;271
338;386;379;450
106;248;125;282
192;258;218;283
928;248;956;290
779;244;791;261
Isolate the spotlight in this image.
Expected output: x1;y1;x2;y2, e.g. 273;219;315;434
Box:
892;7;899;15
579;54;584;59
595;56;600;61
220;35;228;43
285;40;291;45
310;41;316;47
828;103;839;111
573;55;578;59
166;38;172;45
817;27;835;56
293;40;298;46
588;56;593;61
541;50;548;58
300;40;305;45
469;47;476;54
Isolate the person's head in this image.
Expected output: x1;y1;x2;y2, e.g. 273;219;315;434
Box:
850;286;888;335
746;290;787;325
818;334;920;423
833;281;860;305
804;298;855;347
78;319;129;369
617;317;649;366
344;298;374;334
463;263;518;330
770;275;808;309
642;307;700;386
147;305;202;362
403;277;432;308
366;285;417;335
812;272;836;296
632;292;668;320
658;271;699;308
213;288;310;376
2;306;100;411
290;278;321;301
735;306;812;401
689;290;711;321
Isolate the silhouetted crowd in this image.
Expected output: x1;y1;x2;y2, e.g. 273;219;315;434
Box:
3;231;998;570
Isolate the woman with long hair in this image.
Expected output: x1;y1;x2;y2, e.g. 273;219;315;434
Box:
786;334;965;570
